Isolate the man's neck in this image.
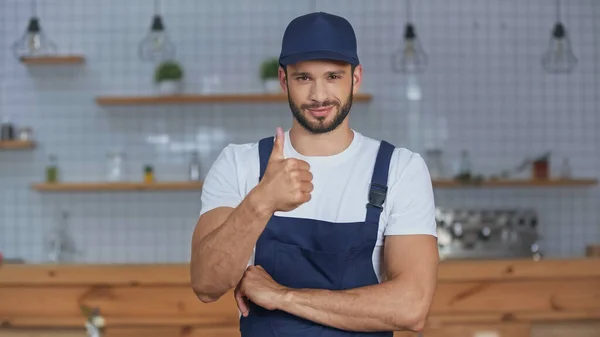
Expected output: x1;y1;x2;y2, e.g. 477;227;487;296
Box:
288;122;354;157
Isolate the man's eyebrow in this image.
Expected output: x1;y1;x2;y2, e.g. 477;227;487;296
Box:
290;71;311;77
290;70;347;77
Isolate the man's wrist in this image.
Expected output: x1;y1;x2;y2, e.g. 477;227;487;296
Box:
276;287;296;311
246;185;275;219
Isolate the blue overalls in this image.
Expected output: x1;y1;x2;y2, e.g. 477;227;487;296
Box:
239;136;395;337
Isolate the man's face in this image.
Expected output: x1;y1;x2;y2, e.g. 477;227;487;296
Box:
280;60;362;134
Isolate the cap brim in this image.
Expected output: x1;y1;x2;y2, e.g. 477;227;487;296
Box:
279;50;359;66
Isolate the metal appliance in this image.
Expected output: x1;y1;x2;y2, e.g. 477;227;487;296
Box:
435;207;542;260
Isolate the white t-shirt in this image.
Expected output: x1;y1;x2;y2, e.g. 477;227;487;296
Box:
199;129;437;282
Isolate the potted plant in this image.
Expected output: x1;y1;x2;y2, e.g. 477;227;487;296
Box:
154;60;184;95
260;57;281;93
80;304;105;337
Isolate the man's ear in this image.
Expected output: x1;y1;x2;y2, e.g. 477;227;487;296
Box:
278;66;288;92
352;64;363;93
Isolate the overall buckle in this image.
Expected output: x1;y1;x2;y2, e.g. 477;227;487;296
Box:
367;183;387;210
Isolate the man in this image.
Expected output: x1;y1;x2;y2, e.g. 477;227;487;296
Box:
190;11;439;336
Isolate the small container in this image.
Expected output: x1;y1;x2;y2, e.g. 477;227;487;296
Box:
189;151;201;181
18;127;33;141
532;158;549;180
106;151;125;182
457;150;471;176
0;115;15;141
46;155;59;183
144;165;154;183
424;148;445;179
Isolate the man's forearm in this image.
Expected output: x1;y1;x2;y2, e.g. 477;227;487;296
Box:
191;187;272;302
278;278;429;332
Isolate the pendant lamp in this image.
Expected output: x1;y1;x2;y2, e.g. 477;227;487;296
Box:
11;0;57;60
392;0;428;74
139;0;176;62
541;0;578;74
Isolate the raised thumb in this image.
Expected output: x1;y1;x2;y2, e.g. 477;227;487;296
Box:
270;127;285;160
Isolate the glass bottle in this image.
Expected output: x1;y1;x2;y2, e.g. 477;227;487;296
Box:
458;150;471;175
106;151;125;182
0;115;15;141
45;210;77;263
453;150;472;179
424;148;445;179
189;151;201;181
46;155;59;183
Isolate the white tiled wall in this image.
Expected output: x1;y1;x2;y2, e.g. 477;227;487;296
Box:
0;0;598;263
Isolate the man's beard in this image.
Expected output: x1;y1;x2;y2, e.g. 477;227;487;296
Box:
287;85;354;135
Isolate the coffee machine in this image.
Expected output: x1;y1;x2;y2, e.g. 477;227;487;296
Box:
435;207;542;260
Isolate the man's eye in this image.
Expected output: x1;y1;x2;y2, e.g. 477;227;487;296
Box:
297;76;309;81
329;75;340;80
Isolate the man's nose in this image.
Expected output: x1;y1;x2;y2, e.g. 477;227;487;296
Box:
308;81;328;103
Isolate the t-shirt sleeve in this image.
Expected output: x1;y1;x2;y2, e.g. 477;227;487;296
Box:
383;152;438;237
199;145;244;216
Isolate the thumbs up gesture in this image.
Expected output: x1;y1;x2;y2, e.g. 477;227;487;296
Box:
257;127;313;213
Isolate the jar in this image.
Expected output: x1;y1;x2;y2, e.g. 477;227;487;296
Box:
424;148;446;179
106;152;125;182
144;165;154;183
46;155;59;183
18;127;33;141
532;159;549;180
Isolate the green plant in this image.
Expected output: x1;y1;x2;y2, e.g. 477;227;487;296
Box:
260;57;280;80
80;304;105;335
154;61;184;83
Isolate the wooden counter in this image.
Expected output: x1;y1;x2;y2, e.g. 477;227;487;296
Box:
0;258;599;337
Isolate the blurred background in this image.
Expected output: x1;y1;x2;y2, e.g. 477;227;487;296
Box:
1;0;598;264
0;1;599;336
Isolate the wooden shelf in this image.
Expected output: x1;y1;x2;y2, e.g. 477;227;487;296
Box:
31;181;203;192
95;93;373;106
30;179;596;192
0;140;36;150
20;55;85;65
432;178;598;188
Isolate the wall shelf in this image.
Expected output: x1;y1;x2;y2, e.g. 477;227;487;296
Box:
0;140;36;150
20;55;85;65
431;178;598;188
95;93;373;106
31;181;204;192
30;178;595;193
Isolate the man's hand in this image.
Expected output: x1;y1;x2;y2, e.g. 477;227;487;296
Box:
274;235;438;332
254;127;313;214
234;265;289;316
190;127;312;303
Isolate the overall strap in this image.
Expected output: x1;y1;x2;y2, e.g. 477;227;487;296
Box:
365;140;395;226
258;136;275;181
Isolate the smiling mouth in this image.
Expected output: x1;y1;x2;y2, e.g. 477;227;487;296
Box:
307;106;334;117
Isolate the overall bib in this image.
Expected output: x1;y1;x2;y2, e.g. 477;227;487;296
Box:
239;136;395;337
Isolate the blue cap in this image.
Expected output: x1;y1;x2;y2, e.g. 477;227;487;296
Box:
279;12;360;67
